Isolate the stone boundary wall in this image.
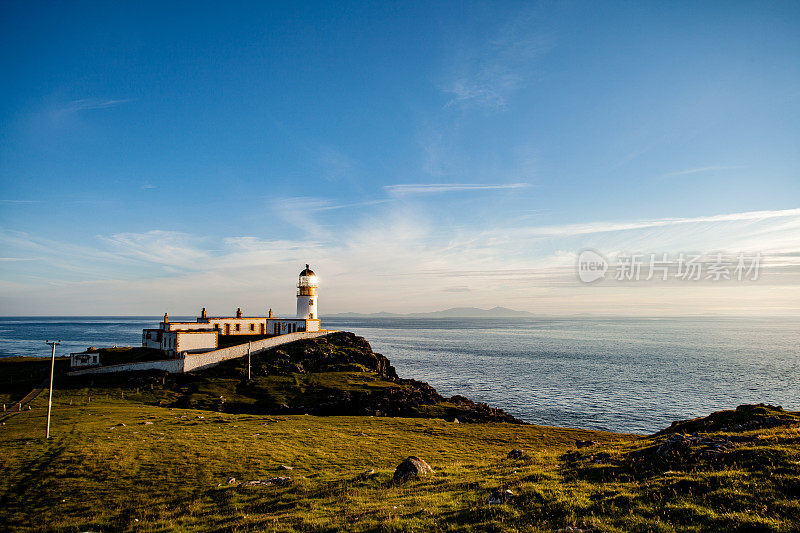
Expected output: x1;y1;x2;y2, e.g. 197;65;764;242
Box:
68;330;333;376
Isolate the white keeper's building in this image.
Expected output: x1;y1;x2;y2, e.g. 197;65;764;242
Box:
142;265;322;357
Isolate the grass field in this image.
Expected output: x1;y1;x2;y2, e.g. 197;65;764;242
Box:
0;393;624;532
1;336;799;532
1;390;799;532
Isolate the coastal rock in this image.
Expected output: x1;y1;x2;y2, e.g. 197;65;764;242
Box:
487;488;514;504
97;330;525;424
656;404;800;435
656;433;739;460
393;456;433;482
358;468;377;479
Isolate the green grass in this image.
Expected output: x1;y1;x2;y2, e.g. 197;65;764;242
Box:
2;345;799;532
1;392;798;532
0;394;623;532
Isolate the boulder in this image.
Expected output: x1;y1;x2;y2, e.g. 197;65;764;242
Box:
487;488;514;504
393;456;433;482
507;449;526;459
575;440;597;449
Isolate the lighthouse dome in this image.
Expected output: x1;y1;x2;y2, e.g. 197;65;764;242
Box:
300;264;315;277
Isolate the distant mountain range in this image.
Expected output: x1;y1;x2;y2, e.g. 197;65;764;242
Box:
329;306;535;318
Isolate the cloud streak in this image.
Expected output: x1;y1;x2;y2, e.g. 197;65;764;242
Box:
385;183;529;195
65;98;132;112
517;208;800;237
2;206;799;315
662;165;743;178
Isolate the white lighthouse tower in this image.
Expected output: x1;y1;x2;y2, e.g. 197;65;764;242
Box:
296;264;319;319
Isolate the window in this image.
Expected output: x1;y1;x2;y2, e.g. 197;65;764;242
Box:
214;323;219;330
235;324;240;331
250;323;255;331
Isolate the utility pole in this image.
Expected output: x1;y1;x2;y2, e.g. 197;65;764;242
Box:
45;340;61;439
247;342;252;381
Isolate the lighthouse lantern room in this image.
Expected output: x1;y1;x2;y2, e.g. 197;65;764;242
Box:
297;264;319;319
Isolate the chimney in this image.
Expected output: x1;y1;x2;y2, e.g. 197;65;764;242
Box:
236;307;242;318
268;308;273;318
201;307;207;319
163;312;169;324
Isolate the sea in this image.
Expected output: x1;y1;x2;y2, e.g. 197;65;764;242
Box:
1;315;798;434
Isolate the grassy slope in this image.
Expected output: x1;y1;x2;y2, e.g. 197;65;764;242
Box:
0;394;622;532
1;341;799;532
1;393;799;532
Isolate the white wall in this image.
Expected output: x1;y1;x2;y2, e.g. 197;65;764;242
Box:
69;358;184;375
177;331;217;353
183;330;332;372
296;294;318;319
199;318;267;335
167;322;216;332
266;318;308;335
69;330;334;376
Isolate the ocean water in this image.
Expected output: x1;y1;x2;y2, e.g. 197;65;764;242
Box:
1;316;798;434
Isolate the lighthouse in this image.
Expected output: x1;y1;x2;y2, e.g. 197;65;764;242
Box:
296;264;319;319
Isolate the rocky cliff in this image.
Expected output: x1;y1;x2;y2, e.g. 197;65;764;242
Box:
72;331;524;424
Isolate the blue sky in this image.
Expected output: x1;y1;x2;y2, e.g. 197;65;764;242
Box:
1;1;799;315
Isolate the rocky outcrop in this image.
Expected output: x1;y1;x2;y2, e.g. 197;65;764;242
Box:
253;331;398;379
393;456;434;482
81;331;524;424
249;332;525;423
656;404;800;435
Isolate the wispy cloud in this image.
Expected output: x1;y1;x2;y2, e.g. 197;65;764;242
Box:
518;208;800;237
100;230;210;268
441;10;552;110
2;205;799;316
39;97;134;129
662;165;743;178
385;183;529;195
276;197;392;212
0;199;41;204
65;98;132;112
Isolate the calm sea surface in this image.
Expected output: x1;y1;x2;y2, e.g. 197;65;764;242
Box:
1;316;798;434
